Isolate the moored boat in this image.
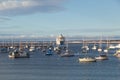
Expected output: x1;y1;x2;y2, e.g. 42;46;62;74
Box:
60;50;74;57
79;57;96;62
45;48;53;55
95;54;108;60
113;50;120;58
8;50;30;58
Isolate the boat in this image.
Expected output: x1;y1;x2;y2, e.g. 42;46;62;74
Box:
92;42;97;50
103;49;108;53
98;35;102;52
98;48;102;52
113;50;120;58
96;38;108;60
29;46;35;52
103;38;109;53
79;57;96;62
60;40;74;57
45;48;53;55
108;45;115;49
81;37;89;53
95;54;108;60
96;39;108;60
60;50;74;57
79;37;96;62
115;44;120;49
92;45;97;50
8;49;30;58
29;41;35;52
81;47;88;53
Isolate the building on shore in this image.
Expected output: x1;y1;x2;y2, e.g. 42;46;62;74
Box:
56;34;65;47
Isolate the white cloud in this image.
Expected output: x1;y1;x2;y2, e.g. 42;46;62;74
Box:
0;0;66;16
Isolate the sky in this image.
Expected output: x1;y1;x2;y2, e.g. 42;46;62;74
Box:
0;0;120;38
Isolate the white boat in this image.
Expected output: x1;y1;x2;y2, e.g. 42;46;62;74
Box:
8;50;30;58
109;45;115;49
92;45;97;50
95;54;108;60
79;57;96;62
29;46;35;52
113;50;120;58
115;44;120;48
104;49;108;53
60;50;74;57
98;35;102;52
98;48;102;52
60;40;74;57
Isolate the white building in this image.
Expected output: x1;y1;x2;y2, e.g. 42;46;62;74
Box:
56;34;65;46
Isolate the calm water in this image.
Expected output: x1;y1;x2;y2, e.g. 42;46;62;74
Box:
0;43;120;80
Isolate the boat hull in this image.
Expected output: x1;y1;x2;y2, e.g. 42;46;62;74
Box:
79;57;96;62
60;54;74;57
95;56;108;60
95;54;108;60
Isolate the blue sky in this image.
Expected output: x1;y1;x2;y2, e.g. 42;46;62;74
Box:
0;0;120;38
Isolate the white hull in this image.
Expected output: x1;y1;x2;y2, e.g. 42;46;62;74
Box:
98;48;102;52
114;52;120;58
104;49;108;53
92;45;97;50
95;56;108;60
60;53;74;57
79;57;96;62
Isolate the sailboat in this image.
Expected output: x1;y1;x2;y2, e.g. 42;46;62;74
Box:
29;41;35;52
97;37;102;52
92;42;97;50
95;36;108;60
81;37;89;53
103;37;109;53
60;41;74;57
79;37;96;62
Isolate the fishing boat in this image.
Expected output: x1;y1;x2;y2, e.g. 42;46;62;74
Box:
8;49;30;58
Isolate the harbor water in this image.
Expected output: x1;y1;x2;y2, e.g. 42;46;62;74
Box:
0;43;120;80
